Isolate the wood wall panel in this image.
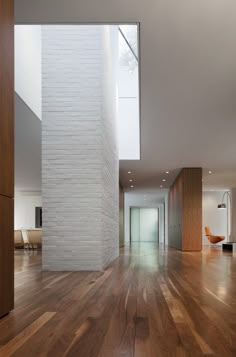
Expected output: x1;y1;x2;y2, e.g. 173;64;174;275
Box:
168;168;202;251
0;196;14;317
0;0;14;318
0;0;14;198
182;169;202;251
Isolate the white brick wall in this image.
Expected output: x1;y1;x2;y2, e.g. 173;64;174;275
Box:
101;27;119;267
42;25;119;271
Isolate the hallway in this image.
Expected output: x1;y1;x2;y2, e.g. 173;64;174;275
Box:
0;244;236;356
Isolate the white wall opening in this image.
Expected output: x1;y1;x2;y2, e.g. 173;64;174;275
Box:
14;24;140;159
14;23;140;270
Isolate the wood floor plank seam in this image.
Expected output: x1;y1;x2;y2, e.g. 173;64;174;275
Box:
0;312;56;357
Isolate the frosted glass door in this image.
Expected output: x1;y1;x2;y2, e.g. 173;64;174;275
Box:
130;208;158;242
140;208;158;242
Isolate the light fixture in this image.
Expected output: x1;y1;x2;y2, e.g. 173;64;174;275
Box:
162;179;166;182
217;191;231;242
209;171;212;174
160;185;163;188
129;179;133;182
217;203;226;209
128;171;132;174
131;185;134;188
217;191;231;210
165;171;169;174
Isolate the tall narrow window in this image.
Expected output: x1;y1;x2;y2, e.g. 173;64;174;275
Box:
118;25;140;160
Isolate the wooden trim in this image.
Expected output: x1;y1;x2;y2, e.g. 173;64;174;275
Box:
0;0;14;318
0;195;14;317
182;168;202;251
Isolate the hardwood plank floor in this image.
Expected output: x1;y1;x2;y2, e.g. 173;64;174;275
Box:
0;243;236;356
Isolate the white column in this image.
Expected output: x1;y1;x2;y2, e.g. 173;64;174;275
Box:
42;25;119;271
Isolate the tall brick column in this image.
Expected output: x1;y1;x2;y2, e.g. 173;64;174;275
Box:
42;25;119;271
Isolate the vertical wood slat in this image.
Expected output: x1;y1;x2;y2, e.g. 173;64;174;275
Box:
0;196;14;317
0;0;14;318
182;168;202;251
0;0;14;198
168;168;202;251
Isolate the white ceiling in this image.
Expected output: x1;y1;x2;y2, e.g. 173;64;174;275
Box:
203;169;236;191
15;0;236;192
119;1;236;190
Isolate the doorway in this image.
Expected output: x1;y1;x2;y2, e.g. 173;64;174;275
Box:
130;207;159;242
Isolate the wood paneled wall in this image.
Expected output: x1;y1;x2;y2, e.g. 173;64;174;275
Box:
0;0;14;318
168;168;202;251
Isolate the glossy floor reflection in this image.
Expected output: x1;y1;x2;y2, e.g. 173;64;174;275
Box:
0;243;236;356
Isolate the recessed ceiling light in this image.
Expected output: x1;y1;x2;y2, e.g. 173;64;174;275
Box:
128;171;132;174
162;179;166;182
209;171;212;174
131;185;134;188
160;185;163;188
129;179;133;182
165;171;169;174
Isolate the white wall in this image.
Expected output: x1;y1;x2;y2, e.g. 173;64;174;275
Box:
118;66;140;160
202;191;228;245
101;26;119;267
15;94;42;192
159;203;165;244
15;25;42;119
164;193;168;245
42;25;119;271
14;192;42;230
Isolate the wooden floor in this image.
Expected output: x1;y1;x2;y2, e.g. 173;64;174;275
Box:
0;243;236;356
